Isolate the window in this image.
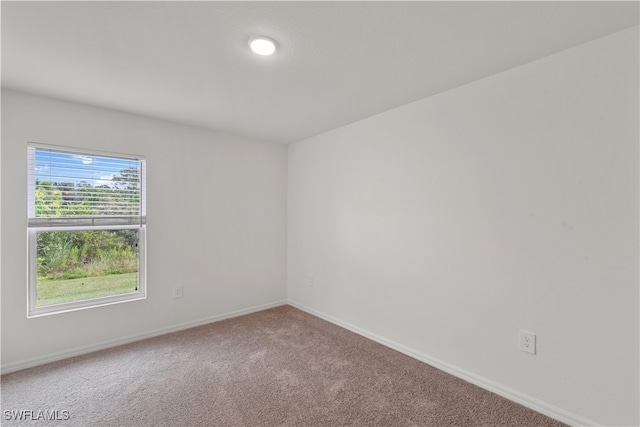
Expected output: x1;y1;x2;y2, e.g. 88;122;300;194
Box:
27;144;146;317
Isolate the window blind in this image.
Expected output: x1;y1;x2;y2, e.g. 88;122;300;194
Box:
27;145;146;227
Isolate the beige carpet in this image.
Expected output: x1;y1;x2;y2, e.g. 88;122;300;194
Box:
1;305;564;426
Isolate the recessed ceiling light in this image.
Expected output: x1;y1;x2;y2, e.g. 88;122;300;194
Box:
249;36;277;56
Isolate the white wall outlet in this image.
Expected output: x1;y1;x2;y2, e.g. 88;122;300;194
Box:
307;274;314;287
172;285;183;298
519;330;536;354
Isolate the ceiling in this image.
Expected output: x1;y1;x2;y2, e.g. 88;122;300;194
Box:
2;1;638;144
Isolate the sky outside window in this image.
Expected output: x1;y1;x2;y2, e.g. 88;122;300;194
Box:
35;150;140;188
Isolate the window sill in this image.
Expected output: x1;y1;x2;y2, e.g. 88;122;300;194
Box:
27;292;146;318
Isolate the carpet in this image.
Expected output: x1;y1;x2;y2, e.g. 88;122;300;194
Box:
1;305;565;426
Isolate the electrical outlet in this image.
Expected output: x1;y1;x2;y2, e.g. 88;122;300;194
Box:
307;274;314;287
519;330;536;354
172;285;183;298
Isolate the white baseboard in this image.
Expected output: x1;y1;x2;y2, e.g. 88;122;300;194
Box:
287;299;597;427
1;300;287;375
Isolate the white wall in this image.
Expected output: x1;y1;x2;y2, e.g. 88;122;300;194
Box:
1;89;287;370
288;27;639;427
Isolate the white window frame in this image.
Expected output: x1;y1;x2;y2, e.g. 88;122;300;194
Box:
27;143;146;318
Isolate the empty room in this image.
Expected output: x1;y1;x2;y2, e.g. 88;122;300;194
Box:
1;1;638;426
